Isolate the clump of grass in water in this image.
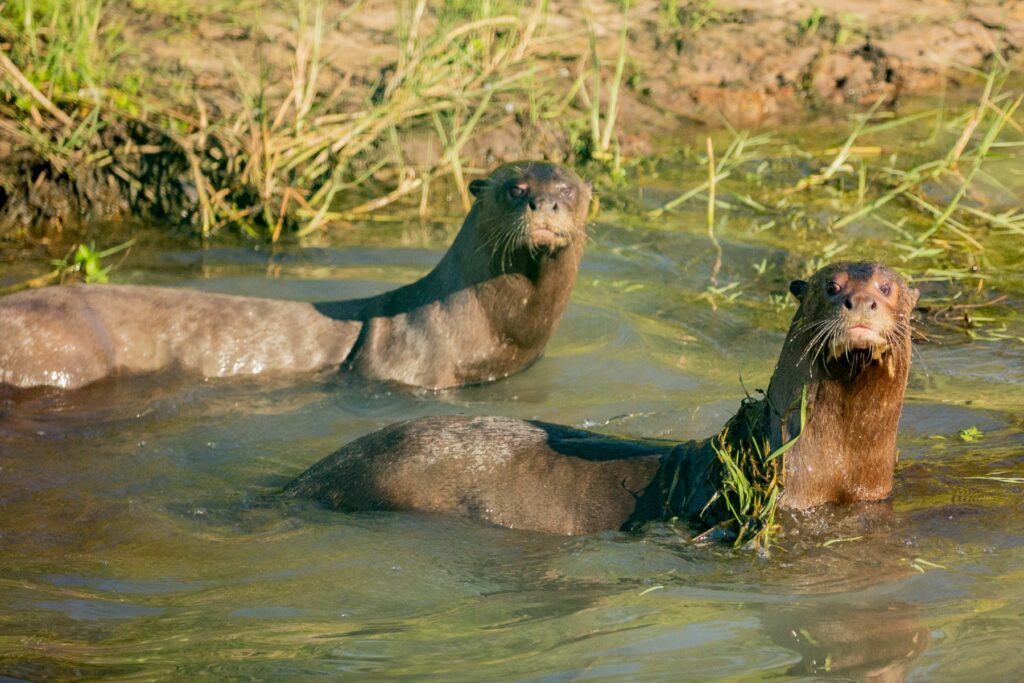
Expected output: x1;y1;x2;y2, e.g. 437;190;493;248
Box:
704;385;807;549
644;61;1023;263
0;238;135;294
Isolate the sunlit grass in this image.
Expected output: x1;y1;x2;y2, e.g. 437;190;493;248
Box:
646;64;1024;262
0;0;627;241
700;386;806;550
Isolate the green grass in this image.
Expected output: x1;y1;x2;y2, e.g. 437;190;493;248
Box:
640;62;1024;293
0;0;123;101
583;0;629;165
706;386;806;550
0;0;127;155
0;0;631;241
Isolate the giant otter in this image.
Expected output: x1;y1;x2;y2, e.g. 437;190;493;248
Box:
0;161;590;391
286;261;919;535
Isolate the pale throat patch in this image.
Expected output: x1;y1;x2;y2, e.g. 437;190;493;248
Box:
826;337;896;378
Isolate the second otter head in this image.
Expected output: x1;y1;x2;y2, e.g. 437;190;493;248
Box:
469;161;591;256
789;261;919;371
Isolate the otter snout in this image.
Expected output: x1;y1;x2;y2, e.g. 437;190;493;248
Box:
527;194;560;213
843;291;880;313
839;292;886;348
790;260;915;373
470;161;590;254
524;187;578;248
826;285;893;360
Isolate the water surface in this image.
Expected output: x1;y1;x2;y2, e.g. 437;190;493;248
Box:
1;150;1023;680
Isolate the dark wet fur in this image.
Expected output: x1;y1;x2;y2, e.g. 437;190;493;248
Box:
769;261;919;509
0;161;590;393
324;160;592;389
287;261;918;535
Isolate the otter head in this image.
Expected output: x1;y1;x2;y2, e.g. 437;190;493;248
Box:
788;261;919;375
468;161;591;260
766;261;920;510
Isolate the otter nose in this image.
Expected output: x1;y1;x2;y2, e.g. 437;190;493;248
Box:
527;195;559;213
844;292;878;312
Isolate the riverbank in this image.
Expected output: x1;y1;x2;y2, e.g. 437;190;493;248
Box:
1;0;1022;243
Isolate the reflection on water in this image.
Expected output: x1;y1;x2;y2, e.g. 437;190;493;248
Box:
2;182;1024;680
763;603;929;680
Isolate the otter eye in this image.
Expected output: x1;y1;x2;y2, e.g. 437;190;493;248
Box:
826;281;841;296
508;184;527;199
560;185;575;199
879;282;891;296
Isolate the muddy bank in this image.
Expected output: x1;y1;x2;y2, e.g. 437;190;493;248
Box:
1;0;1022;239
128;0;1024;137
623;0;1024;128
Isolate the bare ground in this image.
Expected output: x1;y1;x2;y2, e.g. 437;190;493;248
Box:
125;0;1024;147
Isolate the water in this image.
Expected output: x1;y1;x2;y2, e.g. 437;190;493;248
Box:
2;162;1023;680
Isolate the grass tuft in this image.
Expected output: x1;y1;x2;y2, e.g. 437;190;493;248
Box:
709;385;806;550
0;0;622;240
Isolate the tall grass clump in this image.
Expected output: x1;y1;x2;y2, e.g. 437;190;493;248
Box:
186;0;551;240
582;0;629;165
645;62;1023;285
0;0;191;234
1;0;625;241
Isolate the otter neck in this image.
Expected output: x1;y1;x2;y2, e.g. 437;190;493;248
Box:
764;319;912;509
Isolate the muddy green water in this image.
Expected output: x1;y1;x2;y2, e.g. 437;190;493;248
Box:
2;156;1024;680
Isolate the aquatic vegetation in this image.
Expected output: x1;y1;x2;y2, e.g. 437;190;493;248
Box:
646;65;1024;262
704;387;806;550
54;239;135;283
628;63;1024;352
0;238;135;293
958;426;983;442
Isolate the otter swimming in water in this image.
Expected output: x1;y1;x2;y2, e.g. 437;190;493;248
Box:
286;261;919;535
0;161;591;391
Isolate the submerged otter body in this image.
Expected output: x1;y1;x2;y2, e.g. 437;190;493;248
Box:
0;161;590;391
286;261;919;535
0;286;358;389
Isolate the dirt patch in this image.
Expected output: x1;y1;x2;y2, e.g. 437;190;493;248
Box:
121;1;1024;130
622;0;1024;128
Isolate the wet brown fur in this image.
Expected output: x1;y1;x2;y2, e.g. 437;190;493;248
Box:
768;261;918;509
286;261;918;535
0;161;590;391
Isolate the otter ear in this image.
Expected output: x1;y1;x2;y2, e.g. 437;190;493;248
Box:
789;279;808;302
907;287;921;309
468;179;488;198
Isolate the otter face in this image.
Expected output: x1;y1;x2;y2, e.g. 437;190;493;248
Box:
469;161;591;255
789;261;919;369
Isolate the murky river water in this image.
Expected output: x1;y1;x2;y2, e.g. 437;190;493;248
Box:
2;156;1023;680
